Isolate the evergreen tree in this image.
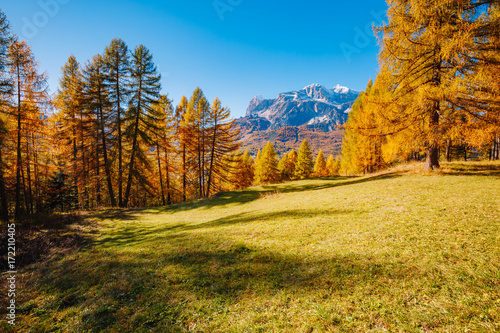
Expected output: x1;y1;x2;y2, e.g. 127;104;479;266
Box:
313;150;327;177
255;141;279;184
0;10;11;221
83;54;116;207
277;153;289;182
55;56;83;200
175;96;190;202
205;97;240;197
8;40;49;219
375;0;499;171
294;140;313;180
153;95;175;206
287;149;298;180
325;155;340;176
104;38;130;207
123;45;161;207
185;88;210;198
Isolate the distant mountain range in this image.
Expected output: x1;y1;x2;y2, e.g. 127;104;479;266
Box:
236;84;360;157
240;83;359;132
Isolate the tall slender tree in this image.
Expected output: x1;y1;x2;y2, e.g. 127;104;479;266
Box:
0;10;11;221
205;97;240;197
83;54;117;206
123;45;161;207
294;140;313;180
8;40;48;219
104;38;130;207
175;96;189;202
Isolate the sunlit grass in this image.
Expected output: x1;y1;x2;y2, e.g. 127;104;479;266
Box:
3;161;500;332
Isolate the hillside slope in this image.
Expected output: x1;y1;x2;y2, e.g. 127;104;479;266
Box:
3;162;500;332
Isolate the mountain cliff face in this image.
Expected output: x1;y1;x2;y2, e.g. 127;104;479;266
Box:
237;84;359;157
243;83;359;131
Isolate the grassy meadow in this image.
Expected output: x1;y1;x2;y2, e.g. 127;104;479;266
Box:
2;161;500;332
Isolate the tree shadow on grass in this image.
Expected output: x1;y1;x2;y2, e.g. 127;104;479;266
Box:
440;162;500;177
12;228;416;333
93;207;358;249
145;173;402;215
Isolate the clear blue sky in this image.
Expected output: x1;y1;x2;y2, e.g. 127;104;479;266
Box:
1;0;387;118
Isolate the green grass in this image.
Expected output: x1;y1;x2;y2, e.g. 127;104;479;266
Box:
3;161;500;332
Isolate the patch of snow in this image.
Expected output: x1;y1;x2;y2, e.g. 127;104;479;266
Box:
258;109;273;120
333;84;351;94
308;115;331;125
344;107;352;114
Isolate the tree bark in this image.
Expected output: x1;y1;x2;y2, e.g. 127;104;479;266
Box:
445;139;451;162
156;142;165;206
98;84;116;207
14;63;22;220
0;147;9;222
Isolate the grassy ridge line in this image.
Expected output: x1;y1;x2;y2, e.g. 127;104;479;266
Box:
2;161;500;332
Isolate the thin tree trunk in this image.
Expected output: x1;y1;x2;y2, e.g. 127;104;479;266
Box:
15;64;22;220
206;120;218;198
95;133;101;208
156;142;165;206
26;139;33;215
445;139;451;162
182;143;186;202
0;146;9;222
98;85;117;207
33;132;41;213
124;80;142;208
20;157;28;216
164;146;171;205
117;76;123;207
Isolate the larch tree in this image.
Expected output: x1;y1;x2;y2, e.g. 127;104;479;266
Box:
325;155;340;176
277;153;289;182
8;40;49;219
153;94;175;205
255;141;279;184
376;0;497;171
104;38;130;207
185;88;210;198
175;96;190;202
294;140;313;180
232;149;254;189
205;97;241;197
0;10;11;221
314;150;327;177
123;45;161;207
82;54;117;207
55;55;83;202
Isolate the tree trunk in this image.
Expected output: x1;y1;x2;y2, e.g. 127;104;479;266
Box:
98;88;116;207
124;81;142;208
423;146;440;171
0;146;9;222
15;64;22;220
117;76;123;207
26;139;33;215
156;142;165;206
206;120;218;198
165;147;171;205
182;143;186;202
445;139;451;162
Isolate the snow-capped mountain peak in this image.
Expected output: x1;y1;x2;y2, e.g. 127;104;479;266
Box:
333;84;351;94
244;83;359;131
